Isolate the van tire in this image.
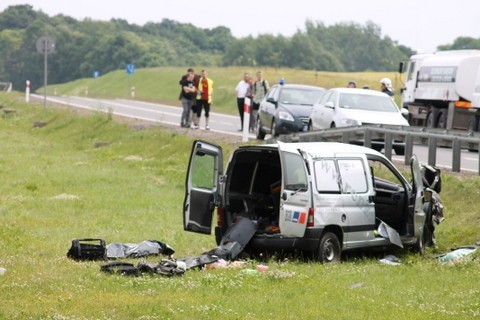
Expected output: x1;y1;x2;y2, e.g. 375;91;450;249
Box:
315;232;341;263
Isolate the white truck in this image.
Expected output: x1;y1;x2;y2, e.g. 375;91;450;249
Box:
400;50;480;131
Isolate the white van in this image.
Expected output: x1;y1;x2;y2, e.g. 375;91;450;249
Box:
183;140;442;262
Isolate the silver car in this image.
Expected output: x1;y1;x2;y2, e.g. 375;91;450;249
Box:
308;88;409;154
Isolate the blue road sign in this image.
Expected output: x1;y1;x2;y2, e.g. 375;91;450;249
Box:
126;64;135;74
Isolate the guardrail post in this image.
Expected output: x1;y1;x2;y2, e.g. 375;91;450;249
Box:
428;137;437;166
364;129;372;149
405;134;413;165
342;131;349;144
384;132;393;160
452;138;461;172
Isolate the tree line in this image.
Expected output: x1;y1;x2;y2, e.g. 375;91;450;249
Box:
1;5;478;91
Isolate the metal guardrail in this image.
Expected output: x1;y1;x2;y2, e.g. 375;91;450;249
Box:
275;125;480;174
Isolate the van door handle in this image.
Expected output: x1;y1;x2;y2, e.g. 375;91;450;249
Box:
282;192;288;201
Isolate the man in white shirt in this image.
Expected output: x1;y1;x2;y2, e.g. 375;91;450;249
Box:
235;73;251;130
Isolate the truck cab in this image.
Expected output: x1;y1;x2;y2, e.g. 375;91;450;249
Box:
401;50;480;131
183;140;441;262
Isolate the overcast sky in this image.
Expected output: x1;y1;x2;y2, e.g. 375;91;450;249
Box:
1;0;479;53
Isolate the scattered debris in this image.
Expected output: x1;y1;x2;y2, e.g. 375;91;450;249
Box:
349;282;365;289
379;254;401;266
94;141;111;148
106;240;175;259
50;193;80;200
33;121;47;128
376;221;403;248
436;245;478;263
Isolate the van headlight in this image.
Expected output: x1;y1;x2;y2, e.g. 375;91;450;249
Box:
341;119;361;126
278;111;294;122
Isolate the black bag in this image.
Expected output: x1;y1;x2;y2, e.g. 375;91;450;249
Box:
67;238;107;261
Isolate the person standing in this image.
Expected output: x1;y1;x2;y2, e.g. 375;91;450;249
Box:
380;78;394;97
235;73;251;130
250;70;269;131
179;73;196;128
179;68;200;127
194;70;214;130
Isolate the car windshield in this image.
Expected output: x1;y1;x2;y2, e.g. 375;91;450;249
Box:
279;88;324;106
338;93;399;112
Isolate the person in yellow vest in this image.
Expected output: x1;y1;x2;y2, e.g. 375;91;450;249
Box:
193;70;214;130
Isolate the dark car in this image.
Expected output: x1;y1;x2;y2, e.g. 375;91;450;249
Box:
256;84;325;139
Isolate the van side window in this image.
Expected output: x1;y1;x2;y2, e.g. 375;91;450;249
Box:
337;159;368;194
313;159;340;193
283;152;308;190
191;152;216;190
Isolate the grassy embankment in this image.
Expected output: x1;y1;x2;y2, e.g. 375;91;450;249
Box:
0;71;478;319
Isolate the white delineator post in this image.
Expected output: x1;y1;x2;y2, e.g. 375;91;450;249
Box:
131;86;135;98
25;80;30;102
242;97;251;142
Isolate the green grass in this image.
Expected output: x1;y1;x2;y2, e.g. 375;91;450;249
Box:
0;92;479;319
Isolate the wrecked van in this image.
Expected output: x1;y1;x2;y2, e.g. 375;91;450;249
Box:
183;140;443;262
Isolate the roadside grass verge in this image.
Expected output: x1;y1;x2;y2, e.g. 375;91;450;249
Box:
0;93;478;319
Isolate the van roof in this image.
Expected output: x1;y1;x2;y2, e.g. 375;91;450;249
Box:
251;141;385;158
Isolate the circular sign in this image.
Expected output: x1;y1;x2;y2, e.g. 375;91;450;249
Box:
36;36;56;54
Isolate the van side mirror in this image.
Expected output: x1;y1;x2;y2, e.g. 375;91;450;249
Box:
398;62;404;74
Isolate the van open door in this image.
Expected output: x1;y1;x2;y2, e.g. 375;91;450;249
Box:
183;140;223;234
410;155;426;238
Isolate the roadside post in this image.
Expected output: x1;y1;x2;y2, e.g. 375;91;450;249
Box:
131;86;135;98
25;80;30;102
35;36;55;109
242;97;251;142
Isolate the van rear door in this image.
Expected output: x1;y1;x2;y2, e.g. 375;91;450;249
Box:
183;140;223;234
278;144;310;237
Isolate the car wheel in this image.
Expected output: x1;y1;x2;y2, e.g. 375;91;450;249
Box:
314;232;341;263
425;109;438;128
308;121;314;131
271;120;278;137
394;145;405;155
256;117;266;140
437;110;447;129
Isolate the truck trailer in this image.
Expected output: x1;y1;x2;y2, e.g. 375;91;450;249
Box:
400;50;480;132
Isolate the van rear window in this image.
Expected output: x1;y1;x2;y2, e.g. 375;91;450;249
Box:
283;152;308;190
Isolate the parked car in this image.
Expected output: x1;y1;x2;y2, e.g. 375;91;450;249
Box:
183;140;444;262
308;88;409;154
256;84;325;139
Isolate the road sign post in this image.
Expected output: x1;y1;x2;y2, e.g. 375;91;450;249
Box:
36;36;55;109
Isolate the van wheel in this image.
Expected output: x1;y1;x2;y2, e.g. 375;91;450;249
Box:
315;232;341;263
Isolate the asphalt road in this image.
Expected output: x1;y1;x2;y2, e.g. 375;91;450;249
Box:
32;94;479;174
